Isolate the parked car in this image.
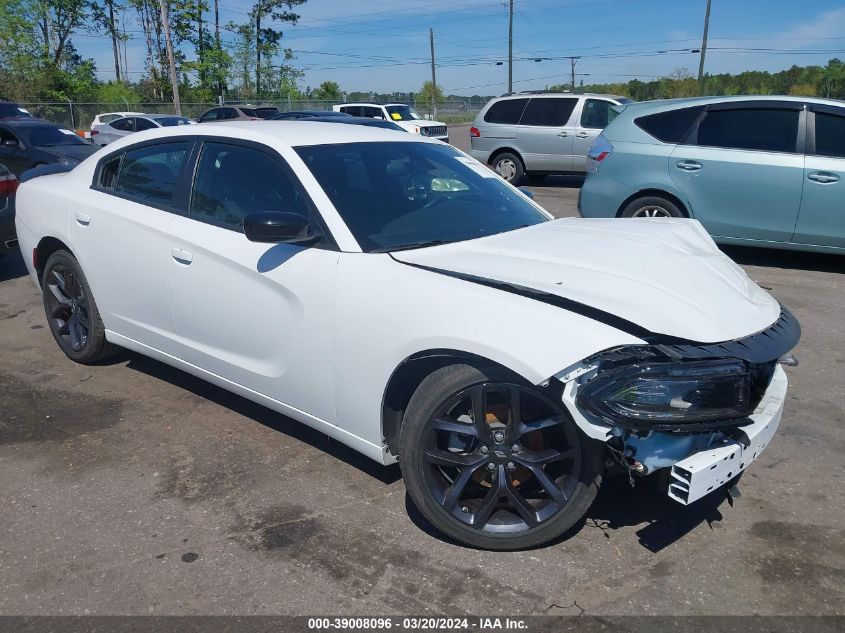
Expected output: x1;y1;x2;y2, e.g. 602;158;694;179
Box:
579;95;845;253
0;120;98;177
299;115;405;131
469;92;632;183
90;111;144;136
0;101;33;120
0;164;18;257
93;114;194;145
15;122;799;550
270;110;351;120
332;103;449;142
196;105;280;123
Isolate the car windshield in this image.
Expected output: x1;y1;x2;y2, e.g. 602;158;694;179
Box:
157;117;192;127
241;107;280;119
385;105;421;121
0;103;31;118
296;142;548;252
27;126;88;147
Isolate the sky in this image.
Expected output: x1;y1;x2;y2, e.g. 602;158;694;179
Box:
73;0;845;96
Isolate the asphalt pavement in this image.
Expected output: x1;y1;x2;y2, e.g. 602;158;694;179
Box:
0;126;843;616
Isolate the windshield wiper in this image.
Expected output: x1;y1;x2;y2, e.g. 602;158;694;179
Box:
371;239;456;253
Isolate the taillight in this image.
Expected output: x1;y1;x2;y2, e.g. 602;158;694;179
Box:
470;127;480;138
0;173;18;197
587;134;614;172
91;129;99;135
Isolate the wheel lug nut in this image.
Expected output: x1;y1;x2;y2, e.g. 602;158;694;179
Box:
486;463;496;472
493;431;505;443
480;446;489;454
506;462;515;471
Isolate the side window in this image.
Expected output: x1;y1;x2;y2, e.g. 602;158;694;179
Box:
519;98;577;127
222;108;239;120
110;118;133;131
101;114;120;124
115;141;191;207
580;99;613;129
342;106;362;117
198;109;217;122
190;142;310;231
135;118;157;131
363;107;383;119
694;108;799;153
97;154;122;190
813;111;845;159
0;128;20;145
483;98;528;124
635;106;704;143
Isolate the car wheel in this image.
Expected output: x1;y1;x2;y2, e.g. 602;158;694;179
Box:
41;250;118;364
400;364;603;550
620;195;684;218
491;152;525;184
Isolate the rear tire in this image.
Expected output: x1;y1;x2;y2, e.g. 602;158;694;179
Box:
400;364;603;550
619;195;684;218
41;250;118;364
491;152;525;184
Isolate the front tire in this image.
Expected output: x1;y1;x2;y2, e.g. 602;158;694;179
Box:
619;195;684;218
41;250;118;364
400;364;603;550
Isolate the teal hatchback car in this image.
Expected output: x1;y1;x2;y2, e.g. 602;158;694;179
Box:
579;95;845;253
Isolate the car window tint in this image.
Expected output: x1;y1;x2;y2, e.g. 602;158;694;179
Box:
0;127;20;144
363;107;383;118
635;106;704;142
580;99;614;129
222;108;239;119
115;141;191;207
111;118;133;131
483;98;528;124
135;118;157;131
814;111;845;159
101;114;120;123
199;109;218;122
520;98;577;127
695;108;799;153
98;154;122;189
190;142;309;231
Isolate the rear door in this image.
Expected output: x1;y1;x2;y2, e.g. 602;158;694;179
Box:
669;101;804;242
515;97;578;172
794;104;845;248
572;98;617;172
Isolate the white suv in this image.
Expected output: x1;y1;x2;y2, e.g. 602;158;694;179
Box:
332;103;449;142
470;92;632;183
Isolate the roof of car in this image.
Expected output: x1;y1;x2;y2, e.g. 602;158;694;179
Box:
618;94;845;116
0;119;59;127
93;120;437;150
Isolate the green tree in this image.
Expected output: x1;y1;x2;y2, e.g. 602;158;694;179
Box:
311;80;341;101
418;80;443;106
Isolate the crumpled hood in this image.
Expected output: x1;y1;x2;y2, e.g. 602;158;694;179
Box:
392;218;780;343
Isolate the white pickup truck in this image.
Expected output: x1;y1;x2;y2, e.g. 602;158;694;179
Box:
332;103;449;142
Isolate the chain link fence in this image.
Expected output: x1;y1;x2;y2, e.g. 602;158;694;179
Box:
20;99;489;131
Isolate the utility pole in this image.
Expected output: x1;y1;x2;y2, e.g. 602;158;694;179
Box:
697;0;712;95
159;0;182;115
507;0;514;93
429;28;437;118
256;4;262;99
197;8;204;86
215;0;222;103
569;56;580;92
107;0;120;81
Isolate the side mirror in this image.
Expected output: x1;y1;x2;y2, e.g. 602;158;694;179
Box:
518;187;535;200
244;212;317;244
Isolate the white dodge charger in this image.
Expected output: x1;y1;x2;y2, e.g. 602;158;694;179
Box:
14;122;799;550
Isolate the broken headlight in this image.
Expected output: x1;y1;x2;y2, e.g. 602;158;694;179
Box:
577;358;754;429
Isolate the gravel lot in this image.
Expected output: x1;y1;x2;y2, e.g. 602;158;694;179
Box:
0;125;843;616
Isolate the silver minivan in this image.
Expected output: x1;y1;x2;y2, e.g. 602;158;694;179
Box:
469;92;632;183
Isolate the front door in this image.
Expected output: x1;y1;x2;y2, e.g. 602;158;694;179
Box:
794;105;845;248
669;102;804;242
515;97;578;172
164;139;339;422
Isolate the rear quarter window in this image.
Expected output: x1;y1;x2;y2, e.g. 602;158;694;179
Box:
635;106;705;143
483;98;529;124
813;111;845;159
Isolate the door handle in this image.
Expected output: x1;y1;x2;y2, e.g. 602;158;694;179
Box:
557;131;569;137
807;171;839;184
74;211;91;226
675;160;702;172
575;132;589;138
170;247;193;264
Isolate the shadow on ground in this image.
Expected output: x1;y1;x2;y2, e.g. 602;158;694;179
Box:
0;250;26;282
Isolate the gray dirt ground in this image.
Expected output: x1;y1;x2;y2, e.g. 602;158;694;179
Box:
0;125;842;615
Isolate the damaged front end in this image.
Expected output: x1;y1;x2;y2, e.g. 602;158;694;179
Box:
555;307;800;505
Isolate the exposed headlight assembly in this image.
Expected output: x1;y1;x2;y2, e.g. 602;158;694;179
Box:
577;356;758;431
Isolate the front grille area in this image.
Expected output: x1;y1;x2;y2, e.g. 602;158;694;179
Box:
422;125;447;137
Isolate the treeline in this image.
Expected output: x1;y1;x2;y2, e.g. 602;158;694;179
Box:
553;60;845;101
